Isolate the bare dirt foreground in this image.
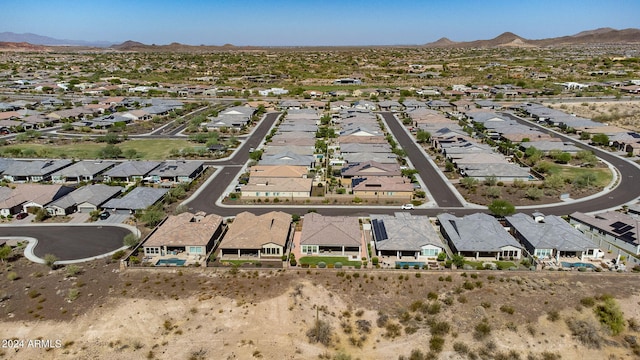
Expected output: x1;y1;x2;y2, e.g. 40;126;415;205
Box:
0;257;639;360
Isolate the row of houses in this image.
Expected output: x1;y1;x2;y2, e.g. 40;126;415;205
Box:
138;210;608;269
0;97;184;132
0;158;204;186
0;182;169;217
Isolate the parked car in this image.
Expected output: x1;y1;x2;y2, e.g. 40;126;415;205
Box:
16;212;28;220
401;204;414;210
99;212;111;220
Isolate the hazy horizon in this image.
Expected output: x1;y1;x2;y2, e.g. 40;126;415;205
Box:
2;0;639;46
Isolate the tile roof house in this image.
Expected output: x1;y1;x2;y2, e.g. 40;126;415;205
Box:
102;161;162;183
352;176;414;201
506;213;602;261
218;211;292;259
45;184;123;216
259;152;316;167
569;211;640;256
0;184;75;216
102;187;169;214
437;213;522;260
142;212;225;263
341;161;401;178
2;159;73;183
299;212;362;258
370;213;445;260
50;160;116;184
249;165;308;178
241;177;313;199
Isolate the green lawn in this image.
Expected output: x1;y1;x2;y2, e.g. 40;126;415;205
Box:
1;139;198;160
299;256;361;267
463;260;518;270
541;161;612;187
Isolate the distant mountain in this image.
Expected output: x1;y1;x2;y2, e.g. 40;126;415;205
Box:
0;32;114;47
0;41;47;52
424;28;640;48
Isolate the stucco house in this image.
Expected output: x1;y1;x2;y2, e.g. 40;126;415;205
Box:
370;213;445;261
45;184;123;216
142;212;225;263
218;211;292;260
299;213;362;259
438;213;522;260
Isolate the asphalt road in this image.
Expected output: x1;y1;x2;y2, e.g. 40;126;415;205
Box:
185;110;640;219
0;225;130;261
380;112;463;208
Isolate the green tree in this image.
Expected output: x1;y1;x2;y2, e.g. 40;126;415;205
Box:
123;233;140;248
591;133;610;146
416;129;431;143
544;174;564;190
595;298;625;335
488;199;516;217
34;207;50;222
99;144;123;159
123;149;139;159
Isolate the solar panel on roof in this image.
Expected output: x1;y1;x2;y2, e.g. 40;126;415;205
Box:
371;219;388;241
611;221;626;229
620;232;637;244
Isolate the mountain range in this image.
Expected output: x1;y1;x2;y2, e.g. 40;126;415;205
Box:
0;28;639;51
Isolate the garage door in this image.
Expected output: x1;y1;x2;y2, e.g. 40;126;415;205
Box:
77;205;95;213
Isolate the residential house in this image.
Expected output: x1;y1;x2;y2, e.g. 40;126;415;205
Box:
142;212;225;263
0;184;74;216
341;161;401;178
352;176;414;201
260;152;316;167
149;161;204;185
102;161;162;183
241;177;313;199
378;100;403;112
102;187;169;214
249;165;308;178
437;213;522;260
506;213;602;262
459;163;532;182
50;160;115;184
218;211;292;259
569;211;640;256
46;184;122;216
370;213;445;261
299;212;362;259
2;159;73;183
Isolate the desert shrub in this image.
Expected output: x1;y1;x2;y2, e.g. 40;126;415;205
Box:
377;313;389;328
123;233;140;248
43;254;58;269
429;320;450;336
334;262;343;269
453;342;469;355
306;319;333;346
474;320;491;340
356;319;371;334
547;310;560;322
6;271;18;281
594;297;625;335
427;292;438;300
65;264;82;277
317;262;326;269
429;335;445;353
112;250;126;260
500;305;515;315
565;317;603;348
384;322;402;339
580;297;595;307
67;288;80;301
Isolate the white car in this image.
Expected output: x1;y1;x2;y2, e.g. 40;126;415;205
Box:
401;204;414;210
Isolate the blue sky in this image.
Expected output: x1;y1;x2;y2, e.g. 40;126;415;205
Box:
2;0;638;46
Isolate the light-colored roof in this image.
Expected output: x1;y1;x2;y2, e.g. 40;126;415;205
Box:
47;184;122;209
260;152;315;166
438;213;521;252
220;211;291;249
104;161;162;178
506;213;596;251
3;159;72;177
249;165;308;178
338;135;388;144
102;187;169;210
150;161;204;177
461;163;531;178
242;177;312;193
370;213;443;251
353;176;414;192
262;145;315;157
341;161;401;177
0;184;72;208
143;212;223;248
569;211;639;246
50;160;115;179
300;212;361;247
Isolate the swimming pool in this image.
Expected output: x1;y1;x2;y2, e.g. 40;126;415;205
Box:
155;258;186;266
396;261;425;268
561;261;597;269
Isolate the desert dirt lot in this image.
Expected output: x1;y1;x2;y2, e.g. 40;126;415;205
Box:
0;255;639;360
543;100;640;132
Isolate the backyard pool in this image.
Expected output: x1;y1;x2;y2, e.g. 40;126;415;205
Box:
561;261;597;269
396;261;425;268
155;258;186;266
